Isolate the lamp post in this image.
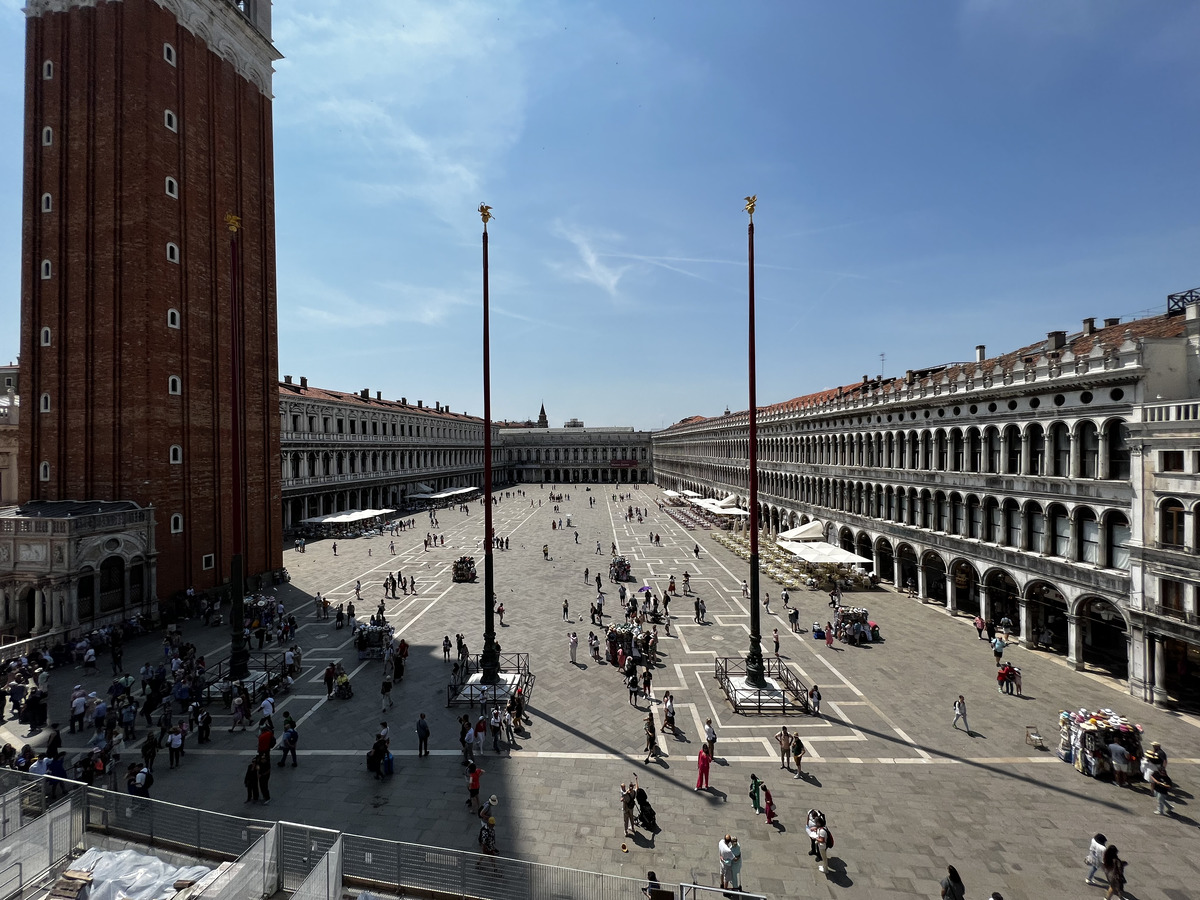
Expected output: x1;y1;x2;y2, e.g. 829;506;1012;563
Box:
743;195;766;688
225;212;249;680
479;204;500;685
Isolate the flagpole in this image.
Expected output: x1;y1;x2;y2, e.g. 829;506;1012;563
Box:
744;196;765;688
479;204;499;685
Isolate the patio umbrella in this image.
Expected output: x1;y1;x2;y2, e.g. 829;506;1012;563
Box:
637;586;653;592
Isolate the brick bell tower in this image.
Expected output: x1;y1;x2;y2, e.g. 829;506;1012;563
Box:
18;0;284;600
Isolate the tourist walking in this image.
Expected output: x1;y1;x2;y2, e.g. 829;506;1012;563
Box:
244;756;260;803
620;779;638;837
763;785;776;825
256;752;271;804
952;695;971;735
1101;845;1127;900
569;632;579;665
791;733;806;777
940;865;966;900
277;724;298;767
809;684;822;716
1085;833;1108;886
704;718;718;760
465;762;484;814
749;773;763;813
695;742;712;790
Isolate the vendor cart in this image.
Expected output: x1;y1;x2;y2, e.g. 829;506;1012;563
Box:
355;625;394;660
1058;708;1144;781
453;556;478;583
609;556;632;582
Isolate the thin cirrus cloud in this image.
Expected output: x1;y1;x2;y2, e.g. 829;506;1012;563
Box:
288;279;472;330
549;222;630;299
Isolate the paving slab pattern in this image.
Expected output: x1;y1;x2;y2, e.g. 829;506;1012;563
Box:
11;486;1199;899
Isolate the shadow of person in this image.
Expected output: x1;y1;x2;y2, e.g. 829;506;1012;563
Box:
825;856;852;887
797;772;821;788
704;787;728;802
575;663;588;670
771;820;786;833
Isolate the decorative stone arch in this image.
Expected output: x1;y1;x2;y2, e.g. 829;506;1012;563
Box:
854;530;872;563
1024;579;1069;656
838;526;854;552
948;558;980;615
920;549;948;605
873;536;894;582
895;542;919;591
1071;595;1130;678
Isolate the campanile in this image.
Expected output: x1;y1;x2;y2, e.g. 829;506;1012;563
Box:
18;0;284;599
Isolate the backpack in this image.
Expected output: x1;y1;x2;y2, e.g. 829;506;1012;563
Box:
825;827;833;849
142;769;154;789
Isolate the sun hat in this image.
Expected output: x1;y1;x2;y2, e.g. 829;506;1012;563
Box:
489;795;499;805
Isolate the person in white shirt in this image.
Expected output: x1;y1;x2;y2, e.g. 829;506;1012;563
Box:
260;697;275;730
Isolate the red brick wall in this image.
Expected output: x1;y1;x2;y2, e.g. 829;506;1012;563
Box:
19;0;282;599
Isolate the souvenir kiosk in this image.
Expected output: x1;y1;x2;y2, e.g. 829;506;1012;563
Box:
1057;707;1145;781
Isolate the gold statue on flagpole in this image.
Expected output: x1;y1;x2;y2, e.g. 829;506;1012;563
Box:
225;213;241;233
743;195;756;221
478;203;494;229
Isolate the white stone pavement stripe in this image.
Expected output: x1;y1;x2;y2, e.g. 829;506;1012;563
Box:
61;745;1198;766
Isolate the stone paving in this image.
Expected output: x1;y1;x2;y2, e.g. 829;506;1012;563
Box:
9;486;1199;899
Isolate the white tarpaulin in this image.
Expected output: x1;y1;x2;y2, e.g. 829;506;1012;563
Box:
717;494;740;508
661;490;680;498
429;487;479;500
778;539;870;565
68;848;214;900
681;490;702;497
778;520;825;541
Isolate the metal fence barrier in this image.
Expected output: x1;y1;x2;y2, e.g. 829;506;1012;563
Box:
205;823;278;900
3;772;768;900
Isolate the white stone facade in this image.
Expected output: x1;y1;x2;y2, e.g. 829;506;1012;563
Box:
653;308;1200;706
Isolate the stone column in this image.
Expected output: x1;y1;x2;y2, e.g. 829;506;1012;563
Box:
917;559;928;601
1097;430;1110;480
873;543;883;576
123;565;132;615
1066;613;1083;670
946;573;958;615
1020;430;1033;475
1153;635;1169;706
1068;433;1080;478
978;584;991;622
33;587;46;633
1017;598;1031;645
0;585;7;629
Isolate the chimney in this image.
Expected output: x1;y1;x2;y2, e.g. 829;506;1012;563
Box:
975;345;985;363
1046;331;1066;352
360;388;369;400
401;397;407;405
417;400;423;408
376;391;382;401
299;376;307;389
1082;317;1096;335
905;370;914;385
283;375;293;385
1103;317;1120;327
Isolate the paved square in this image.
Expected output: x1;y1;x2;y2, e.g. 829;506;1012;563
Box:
18;486;1198;899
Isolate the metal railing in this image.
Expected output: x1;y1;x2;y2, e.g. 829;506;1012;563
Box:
447;653;535;708
715;656;810;715
1;772;770;900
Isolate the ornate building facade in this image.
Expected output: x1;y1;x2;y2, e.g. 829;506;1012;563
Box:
498;410;653;486
14;0;284;622
653;303;1200;707
278;379;496;530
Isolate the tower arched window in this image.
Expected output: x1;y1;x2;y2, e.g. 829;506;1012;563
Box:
170;514;183;534
166;242;180;263
164;110;178;132
41;193;52;212
42;60;53;80
40;260;52;279
40;392;51;412
167;309;180;329
163;43;177;66
41;126;52;146
165;177;179;198
40;462;50;482
168;375;182;395
169;445;183;464
40;327;51;346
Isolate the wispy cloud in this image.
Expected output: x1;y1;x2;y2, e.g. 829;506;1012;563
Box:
286;277;472;329
549;222;630;299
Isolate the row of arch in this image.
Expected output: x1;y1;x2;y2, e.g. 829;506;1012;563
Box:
660;418;1132;481
285;447;491;479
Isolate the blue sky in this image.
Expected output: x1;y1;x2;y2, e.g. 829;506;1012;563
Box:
1;1;1198;430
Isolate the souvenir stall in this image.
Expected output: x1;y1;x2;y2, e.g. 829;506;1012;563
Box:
1057;708;1145;780
834;606;880;644
609;556;632;582
354;623;395;660
453;556;478;583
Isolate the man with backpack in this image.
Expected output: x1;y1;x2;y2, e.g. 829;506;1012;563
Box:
135;764;154;796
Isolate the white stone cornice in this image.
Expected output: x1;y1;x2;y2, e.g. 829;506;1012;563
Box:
25;0;280;96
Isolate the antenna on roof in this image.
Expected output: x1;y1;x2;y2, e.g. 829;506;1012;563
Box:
879;353;885;378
